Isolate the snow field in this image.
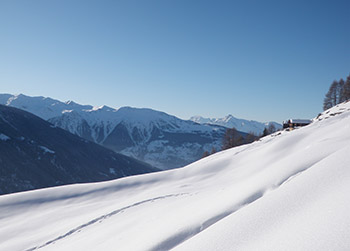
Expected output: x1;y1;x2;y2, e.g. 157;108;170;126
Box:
0;101;350;250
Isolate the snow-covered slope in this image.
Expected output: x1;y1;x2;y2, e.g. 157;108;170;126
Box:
0;94;226;169
1;102;350;251
190;114;282;135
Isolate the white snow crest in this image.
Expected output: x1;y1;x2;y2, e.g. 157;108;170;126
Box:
39;145;55;154
0;133;10;141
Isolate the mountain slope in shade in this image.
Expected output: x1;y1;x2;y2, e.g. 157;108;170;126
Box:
0;94;228;169
190;114;282;135
0;102;349;250
0;105;158;195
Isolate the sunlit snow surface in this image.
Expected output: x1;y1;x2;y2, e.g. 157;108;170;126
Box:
1;102;350;251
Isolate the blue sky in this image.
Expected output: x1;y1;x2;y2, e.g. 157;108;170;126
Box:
1;0;349;122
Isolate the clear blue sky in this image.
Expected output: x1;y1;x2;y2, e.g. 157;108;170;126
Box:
1;0;349;122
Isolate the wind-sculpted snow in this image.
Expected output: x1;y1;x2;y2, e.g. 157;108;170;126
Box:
1;101;350;250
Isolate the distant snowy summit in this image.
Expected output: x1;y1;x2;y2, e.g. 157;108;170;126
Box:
190;114;282;135
0;93;227;170
0;104;157;195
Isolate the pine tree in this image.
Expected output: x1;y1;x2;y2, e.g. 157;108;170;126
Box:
330;81;338;105
268;123;276;134
323;80;339;110
342;74;350;101
338;78;345;102
236;135;244;146
245;132;257;144
323;89;333;110
222;127;238;150
323;75;350;111
262;127;269;137
202;151;210;158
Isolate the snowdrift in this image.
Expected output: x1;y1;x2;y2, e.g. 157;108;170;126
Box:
1;102;350;251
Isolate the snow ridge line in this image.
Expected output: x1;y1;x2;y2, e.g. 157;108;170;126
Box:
25;193;188;251
151;155;334;251
150;191;265;251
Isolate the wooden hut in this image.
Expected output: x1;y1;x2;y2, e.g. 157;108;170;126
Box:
282;119;312;129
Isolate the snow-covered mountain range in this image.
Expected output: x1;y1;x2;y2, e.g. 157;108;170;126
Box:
0;105;157;195
1;101;349;251
190;114;282;135
0;94;228;169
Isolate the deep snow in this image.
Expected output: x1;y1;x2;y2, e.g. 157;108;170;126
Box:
0;102;350;251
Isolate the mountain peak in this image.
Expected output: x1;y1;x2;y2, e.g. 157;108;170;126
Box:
190;114;282;134
0;104;158;195
65;100;77;105
0;93;229;169
91;105;116;112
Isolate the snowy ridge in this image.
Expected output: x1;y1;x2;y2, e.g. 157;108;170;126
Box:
0;104;158;195
190;114;282;134
1;94;93;120
0;94;226;169
1;101;350;250
0;94;212;136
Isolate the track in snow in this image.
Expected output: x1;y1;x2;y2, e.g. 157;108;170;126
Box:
26;193;188;251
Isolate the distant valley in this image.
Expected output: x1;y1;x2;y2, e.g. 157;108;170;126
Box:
0;105;157;195
1;94;226;169
1;94;280;169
